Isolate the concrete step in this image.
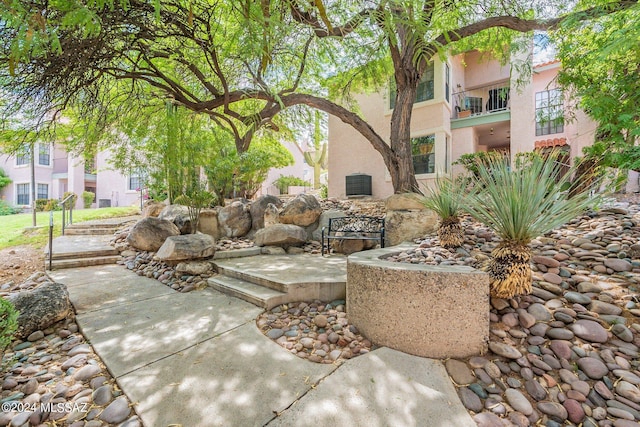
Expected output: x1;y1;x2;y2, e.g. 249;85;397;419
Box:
207;275;287;310
49;248;119;260
214;265;287;293
64;228;115;236
47;255;121;270
66;222;123;229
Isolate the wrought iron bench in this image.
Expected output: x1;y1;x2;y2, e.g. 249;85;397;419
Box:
321;216;385;256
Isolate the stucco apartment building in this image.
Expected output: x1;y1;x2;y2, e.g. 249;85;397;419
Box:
0;139;315;210
327;50;600;199
0;146;142;210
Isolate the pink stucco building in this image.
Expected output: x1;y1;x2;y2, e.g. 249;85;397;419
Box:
0;145;140;210
327;50;599;199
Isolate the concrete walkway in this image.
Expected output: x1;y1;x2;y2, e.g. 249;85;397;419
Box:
50;264;475;427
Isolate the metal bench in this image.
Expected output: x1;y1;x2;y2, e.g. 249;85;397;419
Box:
321;216;385;256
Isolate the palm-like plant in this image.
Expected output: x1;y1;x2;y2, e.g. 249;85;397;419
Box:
420;176;466;249
465;151;599;299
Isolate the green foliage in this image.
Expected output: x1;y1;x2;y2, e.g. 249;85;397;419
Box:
319;184;328;199
62;192;77;209
273;175;311;195
0;200;20;216
82;191;95;209
0;169;11;191
0;298;18;358
453;151;507;178
420;177;465;221
555;4;640;170
464;150;600;245
173;183;216;234
35;199;61;212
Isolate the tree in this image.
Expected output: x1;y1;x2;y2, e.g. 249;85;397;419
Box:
303;111;327;190
0;168;11;191
554;3;640;171
1;1;637;193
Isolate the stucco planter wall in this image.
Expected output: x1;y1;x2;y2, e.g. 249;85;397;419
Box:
347;244;490;359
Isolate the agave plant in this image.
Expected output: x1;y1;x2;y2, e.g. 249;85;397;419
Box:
465;150;599;299
420;176;466;249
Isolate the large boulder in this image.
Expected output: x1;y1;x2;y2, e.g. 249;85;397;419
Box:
250;195;283;230
385;193;425;211
8;280;72;339
155;234;216;261
197;208;221;239
174;214;194;234
254;224;307;248
384;210;438;246
143;201;166;218
127;217;181;252
218;200;252;237
312;209;345;241
263;203;280;228
279;194;322;227
175;260;214;275
331;233;378;255
158;204;190;222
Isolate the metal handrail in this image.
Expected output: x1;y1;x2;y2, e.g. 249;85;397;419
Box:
60;194;75;236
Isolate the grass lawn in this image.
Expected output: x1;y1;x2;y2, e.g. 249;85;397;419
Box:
0;207;139;250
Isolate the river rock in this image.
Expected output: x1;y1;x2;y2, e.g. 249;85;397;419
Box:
569;319;609;343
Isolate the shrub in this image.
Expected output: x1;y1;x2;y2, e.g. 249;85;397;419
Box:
62;192;77;209
273;175;312;194
0;168;11;192
420;177;466;249
35;198;61;212
0;200;19;216
82;191;95;208
0;298;18;360
319;184;328;199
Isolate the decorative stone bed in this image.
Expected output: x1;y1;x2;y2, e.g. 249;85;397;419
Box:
347;244;490;359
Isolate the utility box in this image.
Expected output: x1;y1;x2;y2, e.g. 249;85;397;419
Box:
346;174;372;196
98;199;111;208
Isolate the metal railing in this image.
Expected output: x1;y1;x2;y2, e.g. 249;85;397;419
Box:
60;194;74;236
452;81;511;119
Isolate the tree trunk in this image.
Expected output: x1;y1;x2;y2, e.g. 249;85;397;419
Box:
389;82;420;193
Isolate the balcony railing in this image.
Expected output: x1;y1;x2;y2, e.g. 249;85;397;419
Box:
452;81;510;119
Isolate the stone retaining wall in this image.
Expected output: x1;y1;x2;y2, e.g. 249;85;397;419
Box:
347;244;490;358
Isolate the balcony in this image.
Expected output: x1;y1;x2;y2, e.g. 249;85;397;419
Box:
451;81;510;120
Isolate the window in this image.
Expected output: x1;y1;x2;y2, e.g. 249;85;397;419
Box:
389;62;435;109
16;146;30;166
128;175;141;191
412;135;435;175
536;89;564;136
445;64;450;103
38;144;50;166
37;183;48;200
16;183;30;205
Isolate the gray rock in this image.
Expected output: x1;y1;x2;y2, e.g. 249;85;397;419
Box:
473;412;504;427
263;203;280;228
564;291;592;305
612;324;634;342
175;261;212;275
254;224;307;248
266;329;284;339
250;195;283;230
261;246;287;255
537;401;568;422
445;359;475;385
527;303;552;321
8;281;72;339
73;364;102;381
546;328;574;340
218;200;252;237
155;234;215;261
92;385;113;406
505;388;533;415
459;387;483;412
525;379;547;401
99;397;131;424
127;217;180;252
590;300;623;315
577;357;609;379
489;342;522;359
569;319;609;343
549;340;572;360
158;204;189;222
616;381;640;403
604;258;632;272
279;194;322;227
